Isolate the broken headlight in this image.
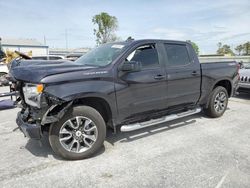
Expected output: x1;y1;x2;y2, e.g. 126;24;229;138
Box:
22;83;44;108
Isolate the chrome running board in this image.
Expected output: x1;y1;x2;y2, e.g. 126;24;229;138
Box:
120;107;202;132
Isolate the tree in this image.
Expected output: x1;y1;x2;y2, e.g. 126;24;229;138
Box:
235;44;244;55
242;42;250;55
92;12;118;45
216;42;234;56
187;40;199;55
217;42;222;49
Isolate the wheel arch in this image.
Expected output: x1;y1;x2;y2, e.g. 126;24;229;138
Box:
212;79;232;97
73;96;113;127
204;78;232;109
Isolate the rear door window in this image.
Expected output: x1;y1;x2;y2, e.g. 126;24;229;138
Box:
164;44;191;66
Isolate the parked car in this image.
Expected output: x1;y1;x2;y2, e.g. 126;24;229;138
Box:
0;63;8;75
10;39;239;160
238;62;250;93
65;53;84;61
32;55;64;60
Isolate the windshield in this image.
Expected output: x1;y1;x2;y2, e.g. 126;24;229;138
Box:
75;43;126;66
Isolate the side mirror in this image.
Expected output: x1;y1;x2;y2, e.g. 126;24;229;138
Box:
119;61;142;72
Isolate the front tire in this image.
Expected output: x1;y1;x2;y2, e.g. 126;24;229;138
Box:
204;86;228;118
49;105;106;160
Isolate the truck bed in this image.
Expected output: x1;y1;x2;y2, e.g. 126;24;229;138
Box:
199;61;239;104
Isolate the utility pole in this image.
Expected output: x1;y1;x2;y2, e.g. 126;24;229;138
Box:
65;29;68;49
43;36;46;45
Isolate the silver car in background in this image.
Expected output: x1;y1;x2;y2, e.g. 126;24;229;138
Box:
238;63;250;93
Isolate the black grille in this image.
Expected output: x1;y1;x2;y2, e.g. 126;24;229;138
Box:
240;76;250;83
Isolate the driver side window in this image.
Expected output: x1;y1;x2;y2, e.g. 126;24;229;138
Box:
126;44;159;69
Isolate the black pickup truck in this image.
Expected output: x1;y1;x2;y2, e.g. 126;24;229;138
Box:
10;39;239;160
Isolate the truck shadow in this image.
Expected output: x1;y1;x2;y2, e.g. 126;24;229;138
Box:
25;134;57;159
234;92;250;100
106;114;202;145
24;133;105;160
24;113;206;159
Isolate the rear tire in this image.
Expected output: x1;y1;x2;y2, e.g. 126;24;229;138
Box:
204;86;228;118
49;105;106;160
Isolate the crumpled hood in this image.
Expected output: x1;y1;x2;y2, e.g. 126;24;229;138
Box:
10;60;95;83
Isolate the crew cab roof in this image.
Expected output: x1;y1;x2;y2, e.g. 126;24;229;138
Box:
111;39;190;47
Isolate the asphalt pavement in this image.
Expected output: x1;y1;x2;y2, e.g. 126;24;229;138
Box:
0;86;250;188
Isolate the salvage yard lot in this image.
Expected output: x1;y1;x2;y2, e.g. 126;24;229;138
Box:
0;87;250;188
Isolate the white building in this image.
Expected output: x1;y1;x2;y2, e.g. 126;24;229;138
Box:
49;48;90;56
1;38;49;56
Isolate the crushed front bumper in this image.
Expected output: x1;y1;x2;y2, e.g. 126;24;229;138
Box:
16;112;41;139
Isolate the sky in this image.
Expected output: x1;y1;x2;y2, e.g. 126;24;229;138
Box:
0;0;250;54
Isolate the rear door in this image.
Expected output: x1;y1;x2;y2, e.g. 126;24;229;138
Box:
163;43;201;108
115;43;168;120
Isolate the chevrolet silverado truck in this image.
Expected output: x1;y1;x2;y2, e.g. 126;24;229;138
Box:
10;39;239;160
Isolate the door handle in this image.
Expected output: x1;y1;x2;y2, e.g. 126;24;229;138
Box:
191;71;198;76
154;75;166;80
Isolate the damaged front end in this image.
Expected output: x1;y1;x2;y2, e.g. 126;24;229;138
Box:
16;81;72;139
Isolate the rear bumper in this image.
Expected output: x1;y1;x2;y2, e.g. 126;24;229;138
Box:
238;82;250;89
16;112;41;139
237;82;250;93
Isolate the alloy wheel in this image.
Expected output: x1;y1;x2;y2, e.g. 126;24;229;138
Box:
214;91;227;113
59;116;98;153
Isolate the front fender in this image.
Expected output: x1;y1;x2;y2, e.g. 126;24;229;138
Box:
43;80;118;121
41;101;73;125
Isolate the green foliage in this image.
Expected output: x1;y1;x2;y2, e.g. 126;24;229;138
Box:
92;12;118;45
187;40;199;55
0;49;5;59
242;42;250;55
235;44;244;55
216;42;234;56
234;42;250;56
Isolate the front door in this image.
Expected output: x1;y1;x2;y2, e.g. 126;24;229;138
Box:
115;43;168;121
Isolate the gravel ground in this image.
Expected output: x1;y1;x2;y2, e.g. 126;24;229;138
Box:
0;86;250;188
